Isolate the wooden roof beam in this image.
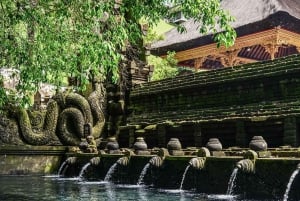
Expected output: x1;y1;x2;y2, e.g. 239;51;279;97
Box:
170;28;300;62
211;52;257;67
277;29;300;47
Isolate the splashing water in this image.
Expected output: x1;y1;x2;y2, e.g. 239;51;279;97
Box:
283;168;300;201
104;163;118;182
179;165;191;190
79;163;91;179
137;163;150;185
226;168;238;195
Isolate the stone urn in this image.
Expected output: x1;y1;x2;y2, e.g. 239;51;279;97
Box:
133;137;148;151
249;136;267;151
206;138;222;151
106;137;119;151
167;138;182;151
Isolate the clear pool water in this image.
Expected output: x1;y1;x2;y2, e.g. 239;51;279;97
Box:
0;175;275;201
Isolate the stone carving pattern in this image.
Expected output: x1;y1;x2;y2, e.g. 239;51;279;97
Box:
7;89;105;146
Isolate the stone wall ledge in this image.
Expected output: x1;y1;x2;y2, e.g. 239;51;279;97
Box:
0;145;67;155
128;100;300;125
131;55;300;97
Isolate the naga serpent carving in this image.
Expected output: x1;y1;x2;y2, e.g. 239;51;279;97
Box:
88;88;106;138
16;88;105;146
17;99;60;145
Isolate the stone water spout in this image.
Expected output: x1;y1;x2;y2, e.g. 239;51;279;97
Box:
236;159;255;173
149;156;164;168
116;156;130;166
197;147;211;157
90;157;101;166
189;157;206;170
149;148;168;168
66;156;77;165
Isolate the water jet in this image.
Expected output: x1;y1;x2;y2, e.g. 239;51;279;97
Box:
283;163;300;201
78;157;101;179
179;157;206;190
104;156;130;182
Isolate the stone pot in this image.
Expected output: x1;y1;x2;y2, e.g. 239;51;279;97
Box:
249;136;267;151
167;138;182;151
106;137;119;150
206;138;222;151
133;137;148;151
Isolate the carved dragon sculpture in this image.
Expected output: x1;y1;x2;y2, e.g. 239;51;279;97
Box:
15;87;105;146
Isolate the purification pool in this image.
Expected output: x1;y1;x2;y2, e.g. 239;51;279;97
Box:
0;175;277;201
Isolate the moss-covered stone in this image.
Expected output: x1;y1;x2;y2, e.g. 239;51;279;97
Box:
0;146;65;175
17;100;60;145
124;55;300;148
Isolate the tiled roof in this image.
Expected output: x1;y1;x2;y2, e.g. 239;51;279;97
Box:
151;0;300;54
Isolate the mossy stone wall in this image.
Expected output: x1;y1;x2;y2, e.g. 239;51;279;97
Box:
122;55;300;148
61;154;300;199
0;146;65;175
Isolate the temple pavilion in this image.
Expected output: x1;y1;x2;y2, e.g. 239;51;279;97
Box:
151;0;300;70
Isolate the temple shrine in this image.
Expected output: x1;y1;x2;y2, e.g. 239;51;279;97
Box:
151;0;300;70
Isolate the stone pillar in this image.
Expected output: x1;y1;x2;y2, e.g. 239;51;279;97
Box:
283;117;297;147
157;124;166;147
235;120;247;147
194;124;202;147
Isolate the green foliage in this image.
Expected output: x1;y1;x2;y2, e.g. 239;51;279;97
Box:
143;28;164;45
0;0;236;108
149;51;179;81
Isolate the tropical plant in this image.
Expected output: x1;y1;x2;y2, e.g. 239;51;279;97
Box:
0;0;236;108
149;52;178;81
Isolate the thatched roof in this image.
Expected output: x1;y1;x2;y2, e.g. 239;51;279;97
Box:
151;0;300;55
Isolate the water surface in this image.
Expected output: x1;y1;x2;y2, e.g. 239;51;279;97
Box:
0;176;276;201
